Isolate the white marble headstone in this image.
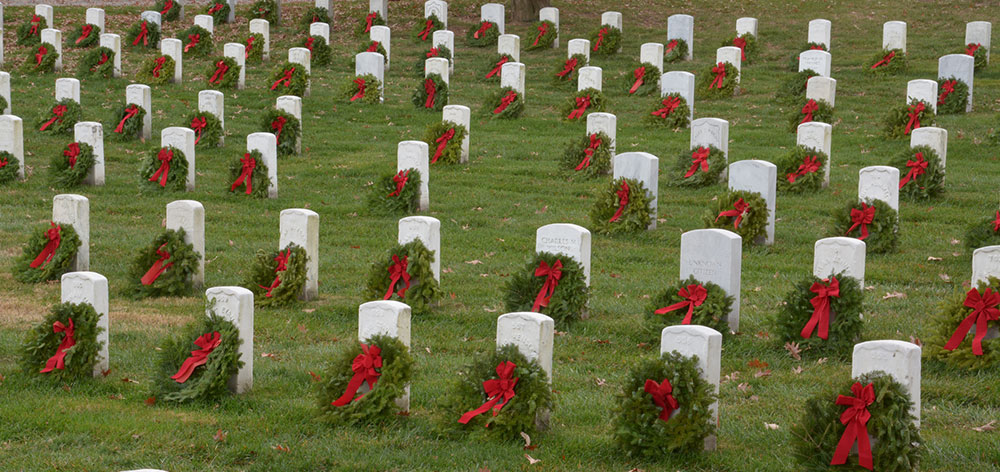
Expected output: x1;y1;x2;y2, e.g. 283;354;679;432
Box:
496;312;554;380
972;245;1000;288
355;52;385;102
612;152;659;230
247;132;278;198
288;47;311;95
0;115;24;179
35;4;54;27
716;46;742;84
587;112;616;157
206;287;254;394
141;11;162;34
858;166;900;211
660;325;722;450
358;299;411;411
198;90;224;146
369;0;387;18
806;76;836;107
424;0;447;28
40;28;62;72
965;21;991;63
540;7;559;48
736;17;757;37
498;34;520;62
661;71;695;123
194;14;213;34
500;62;526;99
808;18;831;49
99;33;122;78
160;38;183;83
796;122;833;186
55;78;79;104
601;11;622;31
910;127;947;170
481;3;505;34
0;72;9;114
728;160;776;245
160;127;196;191
279;209;319;300
249;19;269;60
906;79;938;113
425;57;449;86
567;39;590;64
814;237;866;286
640;42;664;73
442;105;470;163
799;49;832;77
679;229;742;332
52;194;89;271
397;141;430;211
938;54;975;112
276;95;302;154
398;216;440;281
432;29;455;73
667;14;694;60
536;223;591;286
852;340;921;427
61;271;109;377
223;42;246;89
883;21;906;52
125;84;152;140
369;26;391;70
165;199;205;288
691;118;729;161
310;22;329;45
74;122;104;186
577;66;602;92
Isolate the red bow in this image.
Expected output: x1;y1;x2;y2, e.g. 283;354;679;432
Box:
29;222;62;269
271;116;287;143
432;128;455;163
245;36;254;58
994;211;1000;232
93;53;110;71
40;318;77;373
593;27;608;51
301;36;314;52
666;39;678;54
364;12;378;33
115;105;139;133
418;19;434;41
532;260;563;311
160;0;174;15
39;105;67;131
967;43;981;56
423;78;437;109
331;343;383;406
787;155;821;183
426;48;439;58
810;45;825;50
141;243;174;285
644;378;680;422
652;96;681;119
629;66;646;94
846;203;875;240
230;153;257;195
904;102;924;135
190;116;207;144
366;41;380;53
388;169;409;197
567;95;591;120
944;287;1000;356
0;157;7;169
685;147;710;178
533;22;549;46
609;180;631;222
898;152;928;189
29;15;41;36
493;91;518;114
474;21;493;39
710;62;726;89
133;21;149;46
486;56;509;79
557;58;578;78
184;33;200;53
76;24;93;44
715;198;749;229
170;332;221;383
575;133;602;171
149;148;174;187
34;45;48;66
938;80;955;106
458;361;519;424
800;99;818;124
870;50;895;69
209;3;224;14
64;142;80;169
152;56;167;78
384;255;411;299
831;382;875;470
350;78;366;101
271;68;295;90
733;36;747;60
258;249;291;297
800;277;840;340
654;284;708;324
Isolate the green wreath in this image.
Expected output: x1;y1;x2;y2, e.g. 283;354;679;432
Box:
269;62;310;97
250;0;279;25
125;19;162;50
892;145;944;200
355;10;386;37
305;35;333;67
36;99;82;135
126;228;199;299
777;69;819;100
244;244;308;307
723;33;757;64
68;23;102;48
438;343;554;439
483;53;514;81
261;108;301;156
228;149;271;198
698;61;738;99
937;77;969;115
49;141;95;188
561;88;605;121
23;43;59;74
612;351;717;457
923;277;1000;370
341;74;383;104
77;47;115;79
646;276;733;337
140;145;189;191
11;223;82;284
178;25;213;57
187;110;223;148
301;6;331;29
154;0;181;22
504;252;589;325
788;42;828;72
354;40;388;66
413;45;452;77
20;302;104;381
412;74;448;111
882;99;936;139
589;25;621;56
552;54;587;86
671;145;726;187
831;199;899;254
791;371;921;472
526;20;557;51
137;55;176;85
151;311;244;403
963;208;1000;250
867;48;906;76
107;102;146;141
991;114;1000;145
363;239;442;314
966;43;988;72
17;15;48;46
788;98;834;132
0;151;20;185
645;93;691;128
590;177;654;234
316;335;414;425
245;33;265;64
704;189;769;245
776;146;828;193
367;168;422;215
423;121;468;165
206;2;232;24
664;37;689;63
560;131;612;177
466;20;500;47
624;62;661;96
414;14;443;42
773;272;864;358
485;87;524;119
206;56;240;90
0;95;7;114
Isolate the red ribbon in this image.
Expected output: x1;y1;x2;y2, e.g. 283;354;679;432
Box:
160;0;174;16
152;56;167;78
567;95;591;120
209;3;224;14
184;33;200;53
271;116;286;143
140;243;174;285
733;36;747;60
967;43;981;56
40;318;77;373
943;288;1000;356
666;39;678;54
800;99;818;124
652;96;682;119
190;116;207;144
149;148;174;187
654;284;708;324
424;78;437;108
35;45;48;66
493;91;518;114
556;57;578;78
787;155;821;183
593;27;607;51
846;203;875;240
870;50;895;69
331;343;383;406
994;211;1000;232
938;80;955;106
364;12;378;34
474;21;493;39
29;15;41;36
384;255;411;299
432;128;455;164
271;68;295;90
685;147;710;178
76;24;93;44
258;249;291;297
29;222;62;269
457;361;519;424
418;19;434;41
115;105;139;133
811;45;825;50
904;102;924;135
64;142;80;169
532;260;563;311
533;22;549;46
245;36;254;58
486;56;509;79
170;332;221;383
94;53;109;70
629;66;646;94
350;78;366;101
609;180;630;222
388;169;409;197
575;133;602;171
830;382;875;471
644;378;680;422
366;41;380;53
715;198;749;229
0;157;7;169
39;105;67;131
426;48;439;58
230;153;257;194
800;277;840;340
133;21;149;47
898;152;928;189
710;62;726;89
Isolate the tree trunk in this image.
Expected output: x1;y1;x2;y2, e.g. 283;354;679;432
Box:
512;0;551;23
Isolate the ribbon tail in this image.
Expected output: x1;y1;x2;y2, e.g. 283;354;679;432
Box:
457;396;501;424
972;316;989;356
383;275;399;300
629;77;643;94
39;352;67;373
170;355;207;383
330;373;368;406
830;425;857;466
856;423;873;470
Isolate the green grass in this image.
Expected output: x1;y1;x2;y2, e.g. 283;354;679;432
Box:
2;1;1000;470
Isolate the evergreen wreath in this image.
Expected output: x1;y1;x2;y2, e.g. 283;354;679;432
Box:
965;43;988;72
154;0;181;22
17;14;48;46
250;0;279;25
788;98;834;132
23;42;59;74
778;69;819;100
552;54;587;86
646;276;734;337
367;168;422;215
0;95;7;114
261;108;301;156
76;47;115;79
178;25;213;57
36;99;82;135
423;121;468;165
867;48;906;76
963;208;1000;250
140;146;189;191
503;251;589;325
205;56;240;90
363;239;442;314
611;351;717;457
301;6;331;29
68;23;102;48
882;99;936;139
305;36;333;67
624;62;661;96
413;14;444;42
773;272;864;358
49;141;95;188
892;145;944;200
791;371;921;472
831;199;899;254
341;74;382;104
187;110;223;148
923;277;1000;370
228;149;272;198
245;33;265;64
590;177;654;234
355;40;389;65
561;88;606;121
787;42;828;72
20;302;104;381
125;19;162;50
355;10;386;37
0;151;20;185
703;189;769;245
316;334;414;425
723;33;757;64
698;62;738;99
776;146;828;193
664;38;689;63
137;55;177;85
645;93;691;128
483;53;515;81
205;2;232;25
108;102;146;141
413;46;452;77
269;62;310;97
466;20;500;47
525;20;557;51
936;77;969;115
151;311;244;403
12;223;82;284
991;114;1000;145
589;25;622;56
671;145;726;187
126;228;199;299
485;87;524;119
243;244;308;307
438;343;554;439
411;73;449;111
560;131;612;177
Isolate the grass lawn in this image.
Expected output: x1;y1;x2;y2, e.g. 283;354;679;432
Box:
2;0;1000;470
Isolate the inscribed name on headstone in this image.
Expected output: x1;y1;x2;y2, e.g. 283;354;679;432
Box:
535;223;591;286
813;237;866;286
851;340;921;427
857;165;899;211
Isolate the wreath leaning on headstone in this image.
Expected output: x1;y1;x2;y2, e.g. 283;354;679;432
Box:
466;20;500;47
790;371;921;472
777;69;819;100
228;149;272;198
0;150;20;185
244;244;308;308
367;168;422;215
261;108;301;156
68;23;101;48
413;45;452;77
301;6;331;29
482;53;514;81
187;110;223;148
624;62;661;96
589;25;621;56
304;36;333;67
664;38;689;63
590;177;654;234
964;43;988;72
125;20;161;50
22;42;59;74
485;87;524;119
773;272;864;358
363;239;442;314
0;95;7;114
704;190;769;245
671;145;725;187
49;141;95;188
140;145;189;191
923;276;1000;370
438;343;554;440
936;77;969;115
645;93;691;129
867;48;906;76
341;74;382;104
504;251;589;326
12;222;82;284
562;87;606;121
788;98;834;132
882;99;935;139
20;302;105;381
250;0;279;25
412;73;449;111
245;33;265;64
698;61;738;99
560;131;612;178
552;54;587;86
776;146;827;192
36;99;82;135
179;25;213;57
108;102;146;141
892;145;944;201
126;228;199;299
413;14;443;42
151;311;244;403
77;47;115;79
316;334;414;425
355;10;386;37
612;351;717;458
424;121;467;165
137;55;176;85
723;33;757;64
205;56;240;90
268;62;309;97
17;14;47;46
205;1;231;24
787;42;828;72
354;40;388;66
526;20;557;51
963;207;1000;250
646;276;734;337
831;199;899;254
154;0;181;22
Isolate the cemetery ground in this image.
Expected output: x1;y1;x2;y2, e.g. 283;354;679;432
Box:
1;0;999;470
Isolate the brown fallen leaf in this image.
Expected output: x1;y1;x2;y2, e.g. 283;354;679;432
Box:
261;352;278;359
939;273;952;283
754;369;772;378
122;377;139;384
785;341;802;361
909;335;922;347
755;331;770;339
145;396;156;406
748;359;769;369
520;431;537;450
108;394;124;400
972;420;996;432
524;454;540;464
792;366;805;375
737;382;751;393
816;357;828;365
302;308;316;313
951;238;960;245
764;423;780;430
308;371;321;382
927;256;942;261
882;291;907;300
213;429;227;442
465;259;483;265
273;444;290;452
297;324;308;333
101;369;112;377
595;377;607;387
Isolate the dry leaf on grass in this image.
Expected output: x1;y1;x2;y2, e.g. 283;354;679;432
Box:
213;429;227;442
792;366;805;375
520;431;537;450
939;273;952;283
273;444;290;452
737;382;751;393
882;291;907;300
785;342;802;361
524;454;541;464
754;370;772;378
764;423;780;430
972;421;996;432
927;256;942;261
